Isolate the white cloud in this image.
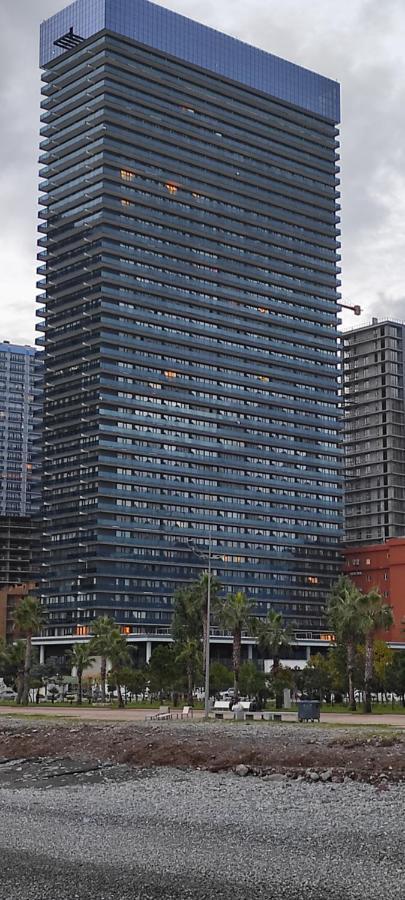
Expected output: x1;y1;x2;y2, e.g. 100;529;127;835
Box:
1;0;404;341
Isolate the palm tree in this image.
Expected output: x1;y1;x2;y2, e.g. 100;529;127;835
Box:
255;610;291;708
360;589;394;713
255;610;291;674
69;643;96;704
217;591;254;698
0;640;25;704
89;616;123;702
327;576;364;711
171;587;201;645
175;638;202;706
108;634;130;708
13;596;46;705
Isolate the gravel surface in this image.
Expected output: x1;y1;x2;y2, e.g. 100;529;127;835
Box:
0;763;404;899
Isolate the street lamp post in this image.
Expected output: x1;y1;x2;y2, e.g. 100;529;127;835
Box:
181;533;217;719
204;533;212;720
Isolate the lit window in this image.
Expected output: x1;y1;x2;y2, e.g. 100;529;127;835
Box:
121;199;131;207
307;576;319;584
120;169;135;182
258;307;267;313
121;626;132;635
165;183;178;194
259;376;269;382
75;625;89;636
320;633;335;642
164;370;177;378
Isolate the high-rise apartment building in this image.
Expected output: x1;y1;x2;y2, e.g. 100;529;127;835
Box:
0;343;39;517
37;0;343;646
343;319;405;545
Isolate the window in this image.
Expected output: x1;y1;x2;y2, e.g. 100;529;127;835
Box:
120;169;135;182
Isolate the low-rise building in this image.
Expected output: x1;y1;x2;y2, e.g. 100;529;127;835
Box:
343;538;405;646
0;581;37;644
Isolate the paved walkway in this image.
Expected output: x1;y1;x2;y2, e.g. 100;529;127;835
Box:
1;705;405;726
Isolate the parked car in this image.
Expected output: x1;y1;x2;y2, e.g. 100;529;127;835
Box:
0;688;17;700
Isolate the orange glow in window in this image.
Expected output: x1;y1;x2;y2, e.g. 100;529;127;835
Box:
164;370;177;378
165;182;178;194
120;169;135;182
121;626;132;635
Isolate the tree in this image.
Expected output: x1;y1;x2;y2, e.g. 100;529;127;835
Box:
0;640;25;703
255;610;291;674
327;576;365;711
372;639;394;697
119;667;147;700
13;596;46;705
89;616;122;702
254;610;291;708
171;586;202;644
175;638;202;705
387;651;405;706
239;661;266;701
108;633;130;708
359;589;394;713
69;644;95;704
216;591;254;698
209;661;233;695
147;644;179;696
302;653;332;701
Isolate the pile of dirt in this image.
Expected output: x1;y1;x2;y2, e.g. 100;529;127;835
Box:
1;717;405;783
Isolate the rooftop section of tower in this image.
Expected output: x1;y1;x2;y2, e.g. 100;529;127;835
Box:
40;0;340;121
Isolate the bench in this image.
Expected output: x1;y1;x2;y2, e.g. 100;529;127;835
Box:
147;705;172;721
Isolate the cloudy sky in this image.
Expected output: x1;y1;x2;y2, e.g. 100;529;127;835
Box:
1;0;405;344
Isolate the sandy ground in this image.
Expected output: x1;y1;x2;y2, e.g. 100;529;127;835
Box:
1;703;405;726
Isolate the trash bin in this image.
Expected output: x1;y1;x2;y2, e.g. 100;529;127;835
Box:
298;699;320;722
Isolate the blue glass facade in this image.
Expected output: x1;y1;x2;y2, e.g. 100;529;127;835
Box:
40;0;340;121
38;0;343;641
0;343;40;517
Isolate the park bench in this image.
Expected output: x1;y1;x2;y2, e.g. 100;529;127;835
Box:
148;705;172;721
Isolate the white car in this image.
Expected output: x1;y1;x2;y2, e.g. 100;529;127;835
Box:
0;688;17;700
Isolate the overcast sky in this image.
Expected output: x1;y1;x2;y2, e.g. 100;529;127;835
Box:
1;0;405;344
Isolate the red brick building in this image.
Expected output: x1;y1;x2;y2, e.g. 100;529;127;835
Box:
0;582;37;644
344;539;405;645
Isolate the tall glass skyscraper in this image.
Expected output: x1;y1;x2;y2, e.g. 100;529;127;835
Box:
37;0;343;645
0;343;39;517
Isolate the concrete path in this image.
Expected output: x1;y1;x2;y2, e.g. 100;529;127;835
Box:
1;705;405;726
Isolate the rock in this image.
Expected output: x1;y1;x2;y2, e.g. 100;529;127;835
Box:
310;772;320;782
320;770;333;783
235;764;250;777
264;773;287;782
